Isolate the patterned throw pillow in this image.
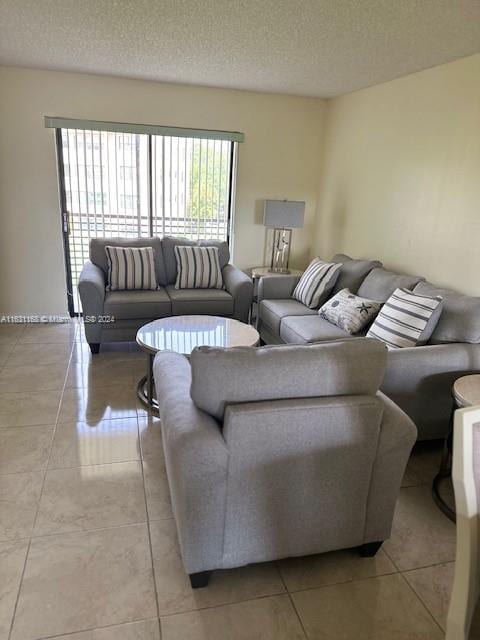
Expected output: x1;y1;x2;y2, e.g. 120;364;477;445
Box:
319;288;382;334
105;246;158;291
174;245;224;290
292;258;342;309
367;287;443;349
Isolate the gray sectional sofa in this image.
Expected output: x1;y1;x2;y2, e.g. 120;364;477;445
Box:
78;236;253;352
153;339;416;587
258;254;480;440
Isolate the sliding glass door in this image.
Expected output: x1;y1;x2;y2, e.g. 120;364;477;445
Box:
56;128;236;314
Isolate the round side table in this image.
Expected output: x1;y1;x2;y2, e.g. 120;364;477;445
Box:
432;374;480;521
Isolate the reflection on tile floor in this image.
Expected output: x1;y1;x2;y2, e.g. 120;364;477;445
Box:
0;320;474;639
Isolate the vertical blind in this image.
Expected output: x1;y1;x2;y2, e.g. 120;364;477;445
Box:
51;119;241;313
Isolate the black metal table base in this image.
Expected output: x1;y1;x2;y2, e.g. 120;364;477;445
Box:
431;408;456;522
136;353;158;415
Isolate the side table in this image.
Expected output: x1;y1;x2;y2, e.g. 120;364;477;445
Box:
432;374;480;522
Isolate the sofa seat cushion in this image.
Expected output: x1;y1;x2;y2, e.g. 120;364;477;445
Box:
259;299;316;334
104;288;172;320
166;285;233;316
414;281;480;344
357;267;424;302
280;315;350;344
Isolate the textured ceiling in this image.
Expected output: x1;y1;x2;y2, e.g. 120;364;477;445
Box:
0;0;479;97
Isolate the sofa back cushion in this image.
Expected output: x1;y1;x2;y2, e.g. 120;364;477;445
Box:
331;254;383;295
414;281;480;344
357;267;424;302
90;237;167;286
190;338;387;420
163;236;230;284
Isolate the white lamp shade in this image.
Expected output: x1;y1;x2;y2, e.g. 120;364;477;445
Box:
263;200;305;229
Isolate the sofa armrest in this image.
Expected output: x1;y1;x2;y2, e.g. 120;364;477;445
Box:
222;264;253;323
78;261;106;344
364;392;417;543
258;274;301;302
382;343;480;439
153;351;229;573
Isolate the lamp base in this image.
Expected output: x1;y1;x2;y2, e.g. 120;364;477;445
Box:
270;228;292;273
268;267;291;274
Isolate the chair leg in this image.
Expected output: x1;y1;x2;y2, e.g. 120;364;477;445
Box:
189;571;211;589
89;343;100;354
358;541;383;557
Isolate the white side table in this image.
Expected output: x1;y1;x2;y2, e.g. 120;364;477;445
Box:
250;266;303;325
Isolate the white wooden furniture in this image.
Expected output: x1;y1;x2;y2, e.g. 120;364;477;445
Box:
136;315;259;412
446;403;480;640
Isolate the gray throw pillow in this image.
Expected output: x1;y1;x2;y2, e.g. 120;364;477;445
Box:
319;288;382;334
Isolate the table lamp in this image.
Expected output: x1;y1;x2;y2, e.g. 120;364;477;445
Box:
263;199;305;273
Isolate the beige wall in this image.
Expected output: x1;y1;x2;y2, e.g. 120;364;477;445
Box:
314;53;480;295
0;66;325;315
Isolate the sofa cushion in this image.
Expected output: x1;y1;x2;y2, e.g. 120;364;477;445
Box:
90;237;167;286
357;267;424;302
280;315;350;344
331;254;383;295
105;245;158;291
166;285;233;316
319;288;382;335
292;258;342;309
174;245;224;290
259;299;316;334
414;281;480;344
190;338;388;420
104;288;171;320
163;236;230;284
367;287;443;349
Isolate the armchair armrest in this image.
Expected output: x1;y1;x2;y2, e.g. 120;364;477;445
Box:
153;351;229;573
222;264;253;323
258;274;301;302
78;261;106;344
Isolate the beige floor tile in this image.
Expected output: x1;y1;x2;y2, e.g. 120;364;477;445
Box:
0;391;61;428
0;540;29;639
292;573;442;640
11;524;157;640
5;342;73;367
402;441;443;488
0;472;43;541
278;548;397;592
18;323;78;344
50;618;161;640
66;359;134;389
160;594;305;640
0;325;25;345
383;485;456;571
0;344;15;367
49;418;141;469
403;562;454;631
59;384;138;424
34;461;147;535
150;519;285;616
142;456;173;521
0;425;54;474
0;363;67;393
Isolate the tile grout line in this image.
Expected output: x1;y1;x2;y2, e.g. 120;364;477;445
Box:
7;327;76;640
398;570;446;634
11;616;161;640
275;561;310;640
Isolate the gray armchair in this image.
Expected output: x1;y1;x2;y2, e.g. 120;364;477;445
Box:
78;237;253;352
153;338;416;588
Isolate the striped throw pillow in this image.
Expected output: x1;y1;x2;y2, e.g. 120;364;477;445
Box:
292;258;342;309
105;246;158;291
367;287;443;349
174;245;224;290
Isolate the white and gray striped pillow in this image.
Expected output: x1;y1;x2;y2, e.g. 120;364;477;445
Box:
174;245;224;290
292;258;342;309
105;246;158;291
367;287;443;349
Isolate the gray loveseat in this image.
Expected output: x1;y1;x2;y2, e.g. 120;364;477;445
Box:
78;236;253;352
153;339;416;587
258;254;480;440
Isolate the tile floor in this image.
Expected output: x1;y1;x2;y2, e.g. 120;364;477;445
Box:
0;320;478;639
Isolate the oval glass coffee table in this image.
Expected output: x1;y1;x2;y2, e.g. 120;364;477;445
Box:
136;315;260;413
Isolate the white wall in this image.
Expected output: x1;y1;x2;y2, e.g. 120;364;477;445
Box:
314;53;480;295
0;66;325;315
